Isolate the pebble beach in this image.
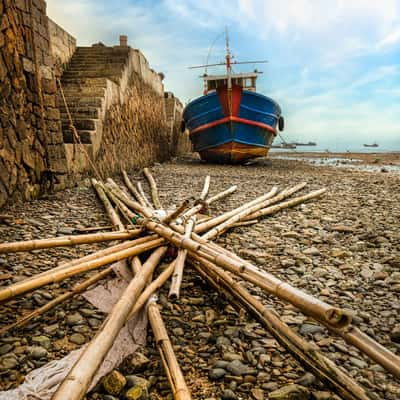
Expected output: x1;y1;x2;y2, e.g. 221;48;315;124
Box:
0;152;399;400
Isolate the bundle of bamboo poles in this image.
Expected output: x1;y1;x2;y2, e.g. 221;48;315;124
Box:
0;167;399;400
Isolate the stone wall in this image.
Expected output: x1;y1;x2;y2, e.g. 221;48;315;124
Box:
95;71;170;177
48;18;76;76
164;92;192;156
0;0;67;208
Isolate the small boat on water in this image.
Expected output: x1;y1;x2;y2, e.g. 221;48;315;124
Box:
363;143;379;148
182;32;284;163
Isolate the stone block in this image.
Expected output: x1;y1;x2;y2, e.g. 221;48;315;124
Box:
45;107;59;120
42;78;57;94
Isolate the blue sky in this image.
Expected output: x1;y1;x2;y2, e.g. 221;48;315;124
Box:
47;0;400;148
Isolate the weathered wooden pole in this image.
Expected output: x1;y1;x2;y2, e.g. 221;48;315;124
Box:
195;185;280;233
168;217;196;299
148;299;192;400
202;183;309;239
0;230;141;254
122;169;147;207
137;181;154;210
0;236;164;303
143;167;163;209
52;246;168;400
242;188;327;221
92;178;124;230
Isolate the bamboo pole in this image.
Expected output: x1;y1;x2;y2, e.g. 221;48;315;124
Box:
169;217;196;299
195;185;281;234
122;170;147;207
0;266;114;336
180;185;237;220
105;186;140;226
199;175;210;201
0;230;141;254
330;323;400;379
143;167;163;209
230;219;258;228
52;246;168;400
0;237;164;303
202;183;307;239
92;179;124;231
242;188;327;221
191;258;371;400
147;299;192;400
137;181;154;210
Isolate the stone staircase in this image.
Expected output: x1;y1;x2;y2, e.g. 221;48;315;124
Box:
57;45;131;169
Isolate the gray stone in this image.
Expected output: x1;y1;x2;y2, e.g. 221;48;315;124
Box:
29;346;48;360
348;356;368;369
0;355;18;370
299;324;325;335
221;389;238;400
125;375;150;390
32;335;51;350
129;352;150;372
69;333;86;345
226;359;255;376
0;344;13;355
269;384;310;400
303;247;320;256
213;360;229;369
43;323;59;335
57;227;75;235
209;368;227;380
296;372;316;387
66;312;84;326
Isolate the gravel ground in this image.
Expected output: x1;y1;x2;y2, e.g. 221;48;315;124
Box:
0;153;399;400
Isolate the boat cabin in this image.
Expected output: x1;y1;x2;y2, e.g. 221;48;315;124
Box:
202;72;260;94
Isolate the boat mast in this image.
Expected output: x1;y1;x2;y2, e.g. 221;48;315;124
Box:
225;28;233;116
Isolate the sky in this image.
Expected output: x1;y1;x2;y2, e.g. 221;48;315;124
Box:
46;0;400;149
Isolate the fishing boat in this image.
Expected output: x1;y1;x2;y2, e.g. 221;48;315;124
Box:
182;32;284;163
363;143;379;148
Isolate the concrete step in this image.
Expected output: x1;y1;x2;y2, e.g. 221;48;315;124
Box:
74;46;130;54
59;104;100;114
66;64;126;73
69;56;129;63
60;107;99;119
62;118;97;131
57;97;103;108
60;88;106;98
60;77;108;86
62;69;123;79
62;129;96;144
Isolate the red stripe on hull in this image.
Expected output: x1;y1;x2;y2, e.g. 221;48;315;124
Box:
217;85;242;117
190;116;276;135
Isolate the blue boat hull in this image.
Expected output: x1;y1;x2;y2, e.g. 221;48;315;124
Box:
183;87;282;163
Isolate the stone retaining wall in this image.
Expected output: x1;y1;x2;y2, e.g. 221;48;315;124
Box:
0;0;67;208
48;18;76;76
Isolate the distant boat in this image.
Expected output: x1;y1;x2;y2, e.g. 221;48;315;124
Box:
294;141;317;146
363;143;379;148
182;31;284;163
